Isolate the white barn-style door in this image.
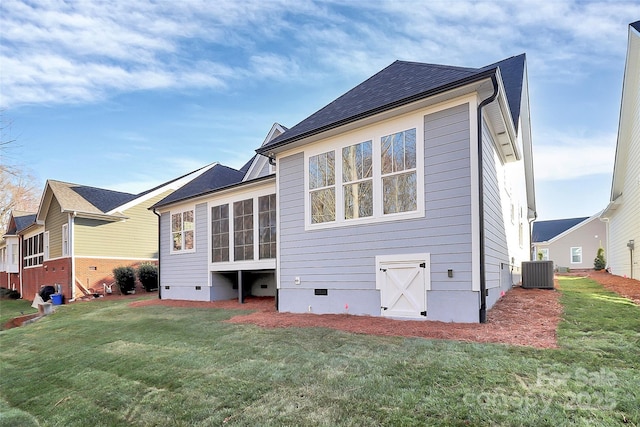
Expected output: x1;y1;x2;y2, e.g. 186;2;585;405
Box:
377;254;430;319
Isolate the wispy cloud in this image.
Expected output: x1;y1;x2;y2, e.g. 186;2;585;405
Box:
533;131;617;181
2;0;638;108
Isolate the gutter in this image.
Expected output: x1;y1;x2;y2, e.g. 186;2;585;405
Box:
153;209;162;300
477;72;499;324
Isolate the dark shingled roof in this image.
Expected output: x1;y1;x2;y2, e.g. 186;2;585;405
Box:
631;20;640;32
259;54;526;153
152;164;245;208
14;213;37;233
70;186;138;212
532;217;589;243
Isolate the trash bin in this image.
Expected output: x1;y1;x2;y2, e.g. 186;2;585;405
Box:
50;294;63;305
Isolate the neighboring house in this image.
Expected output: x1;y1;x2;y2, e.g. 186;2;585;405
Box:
0;211;37;291
532;214;606;271
150;124;284;302
4;165;215;301
157;54;536;323
601;20;640;280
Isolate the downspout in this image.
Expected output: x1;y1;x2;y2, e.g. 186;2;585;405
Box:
477;73;499;324
70;212;76;301
153;209;162;299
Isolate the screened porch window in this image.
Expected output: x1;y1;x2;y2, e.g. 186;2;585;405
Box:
211;204;229;262
258;194;276;259
234;199;254;261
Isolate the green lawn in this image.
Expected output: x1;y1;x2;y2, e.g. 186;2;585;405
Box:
0;277;638;426
0;299;37;328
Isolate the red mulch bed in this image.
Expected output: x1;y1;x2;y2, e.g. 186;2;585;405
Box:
131;288;562;349
2;313;41;330
584;271;640;305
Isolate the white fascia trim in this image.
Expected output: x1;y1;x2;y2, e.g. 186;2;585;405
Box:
546;211;604;244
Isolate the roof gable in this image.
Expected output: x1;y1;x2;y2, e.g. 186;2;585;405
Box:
152;164;245;208
532;217;589;243
4;211;37;235
259;54;526;153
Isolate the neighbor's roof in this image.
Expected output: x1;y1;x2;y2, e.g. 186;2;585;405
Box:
258;54;526;154
532;217;589;243
151;164;246;209
631;20;640;32
47;180;137;215
4;211;37;235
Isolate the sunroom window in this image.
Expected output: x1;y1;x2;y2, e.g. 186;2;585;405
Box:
234;199;254;261
258;194;276;259
343;140;373;219
381;128;417;214
309;151;335;224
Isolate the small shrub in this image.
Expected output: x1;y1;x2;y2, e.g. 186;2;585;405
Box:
594;247;606;270
113;266;136;294
137;264;158;292
0;287;21;299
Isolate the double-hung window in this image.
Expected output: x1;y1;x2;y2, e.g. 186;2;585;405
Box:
381;128;417;214
171;209;195;252
307;126;420;227
309;151;335;224
343;141;373;219
570;247;582;264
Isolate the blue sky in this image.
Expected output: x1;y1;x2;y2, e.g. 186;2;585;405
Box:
1;0;638;221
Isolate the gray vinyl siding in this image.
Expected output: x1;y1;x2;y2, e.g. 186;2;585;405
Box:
159;202;209;299
480;120;512;309
278;103;475;320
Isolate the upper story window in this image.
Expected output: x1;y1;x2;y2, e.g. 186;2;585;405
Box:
306;126;422;228
343;141;373;219
309;151;335;224
211;204;229;262
381;129;417;214
171;209;195;252
24;232;44;268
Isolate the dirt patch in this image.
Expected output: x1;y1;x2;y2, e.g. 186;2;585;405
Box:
132;289;562;349
2;313;42;330
581;271;640;305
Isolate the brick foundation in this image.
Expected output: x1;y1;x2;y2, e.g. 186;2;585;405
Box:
22;258;72;301
74;258;158;295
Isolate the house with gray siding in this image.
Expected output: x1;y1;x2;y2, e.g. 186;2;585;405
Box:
151;124;284;302
154;54;536;322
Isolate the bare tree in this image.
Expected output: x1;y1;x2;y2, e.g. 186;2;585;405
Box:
0;112;40;232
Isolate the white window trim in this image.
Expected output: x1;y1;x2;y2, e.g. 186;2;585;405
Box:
23;232;45;269
170;207;196;254
62;224;69;257
206;186;277;270
570;246;582;264
538;248;549;261
44;231;50;261
303;112;425;230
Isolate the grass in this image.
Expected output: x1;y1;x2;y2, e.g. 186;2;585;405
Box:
0;299;37;328
0;277;638;426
